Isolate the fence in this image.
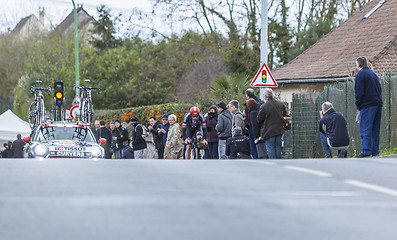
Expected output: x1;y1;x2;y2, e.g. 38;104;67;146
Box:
288;73;396;158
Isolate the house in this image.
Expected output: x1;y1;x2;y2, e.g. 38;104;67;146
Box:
10;9;47;40
272;0;397;103
10;6;97;43
52;6;97;42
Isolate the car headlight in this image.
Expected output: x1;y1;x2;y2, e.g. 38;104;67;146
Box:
91;146;102;158
33;144;49;157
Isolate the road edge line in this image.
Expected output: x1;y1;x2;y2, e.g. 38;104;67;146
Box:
344;179;397;197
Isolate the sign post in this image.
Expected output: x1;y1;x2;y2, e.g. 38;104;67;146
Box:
72;0;80;95
259;0;269;100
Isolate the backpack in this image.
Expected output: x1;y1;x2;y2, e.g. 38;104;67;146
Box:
136;124;149;139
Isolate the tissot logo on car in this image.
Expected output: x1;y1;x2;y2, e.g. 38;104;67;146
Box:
55;147;85;151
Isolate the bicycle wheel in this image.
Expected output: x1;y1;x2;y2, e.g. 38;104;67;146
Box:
88;100;94;125
28;102;37;128
191;146;199;159
84;101;90;123
38;99;45;123
79;101;86;122
190;148;195;159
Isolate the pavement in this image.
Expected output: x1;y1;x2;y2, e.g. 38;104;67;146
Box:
1;157;397;240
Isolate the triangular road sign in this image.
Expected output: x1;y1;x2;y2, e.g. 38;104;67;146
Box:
250;62;278;87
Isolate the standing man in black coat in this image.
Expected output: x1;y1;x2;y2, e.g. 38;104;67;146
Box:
130;116;147;159
319;102;350;158
354;56;382;157
97;120;112;159
12;134;25;158
257;88;286;159
112;119;129;159
148;116;164;159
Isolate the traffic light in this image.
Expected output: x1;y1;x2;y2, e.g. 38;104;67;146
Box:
262;70;267;83
54;79;64;107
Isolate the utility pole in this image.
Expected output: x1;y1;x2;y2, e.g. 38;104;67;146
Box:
260;0;268;101
72;0;80;95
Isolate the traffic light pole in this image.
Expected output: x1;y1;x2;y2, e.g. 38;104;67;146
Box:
54;80;64;121
260;0;268;101
72;0;80;96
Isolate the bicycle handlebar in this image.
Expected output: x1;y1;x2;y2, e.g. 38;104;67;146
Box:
74;85;101;94
31;86;51;95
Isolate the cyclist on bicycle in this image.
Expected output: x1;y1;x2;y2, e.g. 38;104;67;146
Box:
183;106;208;159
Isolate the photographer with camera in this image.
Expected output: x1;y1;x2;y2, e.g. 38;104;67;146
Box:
319;102;349;158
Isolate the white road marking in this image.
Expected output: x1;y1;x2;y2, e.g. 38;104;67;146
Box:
284;165;333;177
344;179;397;197
243;160;276;165
273;191;361;197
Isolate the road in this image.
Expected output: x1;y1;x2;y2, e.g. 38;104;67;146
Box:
1;157;397;240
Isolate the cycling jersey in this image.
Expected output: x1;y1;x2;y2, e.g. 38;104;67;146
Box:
182;112;207;140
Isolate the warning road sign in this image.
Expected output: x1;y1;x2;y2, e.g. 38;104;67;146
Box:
250;62;278;87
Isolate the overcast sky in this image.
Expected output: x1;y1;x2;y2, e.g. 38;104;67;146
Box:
0;0;153;33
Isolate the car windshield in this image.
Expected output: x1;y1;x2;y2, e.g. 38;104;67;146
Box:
34;126;96;143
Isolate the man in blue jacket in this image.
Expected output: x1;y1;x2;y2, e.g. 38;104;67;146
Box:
319;102;349;158
354;57;383;157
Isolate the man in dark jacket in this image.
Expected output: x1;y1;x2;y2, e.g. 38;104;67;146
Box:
148;116;164;159
12;134;25;158
244;88;264;158
246;98;267;159
110;122;117;158
130;116;147;159
319;102;349;158
257;88;286;159
354;56;383;157
226;127;251;159
158;114;170;157
97;120;112;159
112;119;129;159
215;101;233;159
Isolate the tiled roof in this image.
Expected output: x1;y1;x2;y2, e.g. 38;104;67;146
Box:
372;36;397;74
273;0;397;81
11;15;34;34
54;7;93;34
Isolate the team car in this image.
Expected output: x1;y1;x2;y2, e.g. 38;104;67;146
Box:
24;122;105;159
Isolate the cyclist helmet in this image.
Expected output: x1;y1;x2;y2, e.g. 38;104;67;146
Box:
196;131;203;136
190;107;200;115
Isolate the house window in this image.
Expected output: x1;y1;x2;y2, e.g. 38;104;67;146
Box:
361;0;386;22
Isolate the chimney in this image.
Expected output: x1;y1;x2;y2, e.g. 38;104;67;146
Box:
39;7;45;25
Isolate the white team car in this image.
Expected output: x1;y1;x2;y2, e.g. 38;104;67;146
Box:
24;122;106;159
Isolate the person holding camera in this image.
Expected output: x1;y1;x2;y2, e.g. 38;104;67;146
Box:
148;116;164;159
319;102;349;158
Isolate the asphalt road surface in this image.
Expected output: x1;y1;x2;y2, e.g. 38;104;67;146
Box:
1;157;397;240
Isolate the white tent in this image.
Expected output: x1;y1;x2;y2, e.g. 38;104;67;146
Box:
0;110;31;141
